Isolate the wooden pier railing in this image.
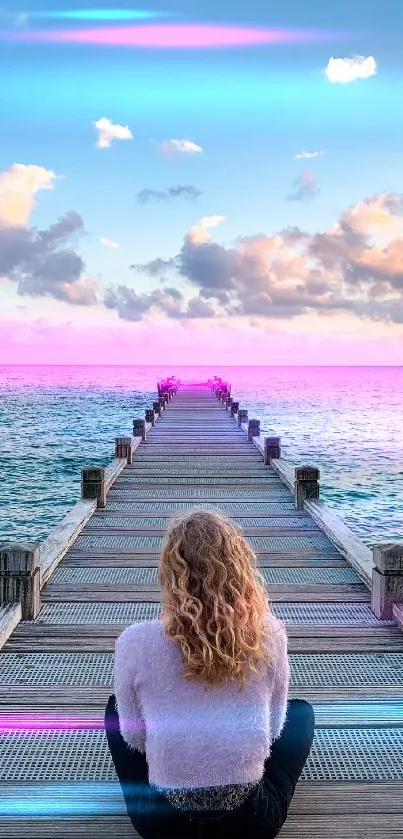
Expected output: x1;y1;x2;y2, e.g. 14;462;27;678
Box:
0;376;402;838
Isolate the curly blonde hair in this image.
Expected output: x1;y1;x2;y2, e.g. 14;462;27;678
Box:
158;508;279;692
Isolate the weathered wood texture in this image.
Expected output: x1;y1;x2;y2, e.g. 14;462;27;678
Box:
1;381;402;839
0;604;22;649
2;812;403;839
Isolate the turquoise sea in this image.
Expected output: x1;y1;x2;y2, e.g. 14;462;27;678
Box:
0;365;402;547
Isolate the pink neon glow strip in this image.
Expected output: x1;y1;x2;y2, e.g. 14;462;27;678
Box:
0;714;103;731
7;24;334;48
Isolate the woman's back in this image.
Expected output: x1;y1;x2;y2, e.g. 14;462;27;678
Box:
114;610;289;800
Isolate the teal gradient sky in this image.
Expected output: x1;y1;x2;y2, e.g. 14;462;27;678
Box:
1;0;403;363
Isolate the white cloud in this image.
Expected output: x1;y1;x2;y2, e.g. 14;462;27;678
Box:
187;215;226;245
293;150;325;160
93;117;133;149
0;163;59;227
100;237;119;248
156;139;203;156
325;56;377;84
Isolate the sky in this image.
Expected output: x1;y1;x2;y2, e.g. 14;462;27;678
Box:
1;0;403;365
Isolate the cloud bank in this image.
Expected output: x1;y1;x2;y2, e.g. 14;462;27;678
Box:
110;194;403;325
0;163;96;305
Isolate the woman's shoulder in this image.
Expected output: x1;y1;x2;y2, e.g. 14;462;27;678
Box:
264;608;287;635
116;618;161;648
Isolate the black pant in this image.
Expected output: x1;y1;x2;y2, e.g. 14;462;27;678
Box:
104;695;315;839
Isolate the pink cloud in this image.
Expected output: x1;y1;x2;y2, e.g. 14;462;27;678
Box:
9;24;334;49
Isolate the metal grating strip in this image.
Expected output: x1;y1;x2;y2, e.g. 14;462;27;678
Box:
33;602;392;625
302;728;403;781
0;653;113;685
274;603;393;625
261;567;360;584
52;567;157;585
0;728;402;782
106;501;297;511
136;448;255;453
290;653;403;686
134;455;260;461
51;566;361;586
116;477;281;484
1;652;402;687
34;602;161;624
85;516;316;529
123;470;274;476
149;435;244;439
149;439;245;442
133;456;261;461
107;489;291;498
128;465;268;471
75;534;334;550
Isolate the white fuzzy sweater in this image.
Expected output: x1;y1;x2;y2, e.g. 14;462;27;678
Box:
114;612;290;791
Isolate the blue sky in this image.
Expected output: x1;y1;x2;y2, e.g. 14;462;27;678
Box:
1;0;403;363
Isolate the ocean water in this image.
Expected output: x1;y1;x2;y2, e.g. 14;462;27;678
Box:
0;365;402;548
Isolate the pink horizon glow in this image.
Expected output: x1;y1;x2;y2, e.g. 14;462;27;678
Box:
7;24;335;48
1;319;403;365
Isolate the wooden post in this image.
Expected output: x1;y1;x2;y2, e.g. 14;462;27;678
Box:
115;436;133;464
153;400;162;417
264;436;281;465
230;401;239;417
82;467;107;508
248;419;260;441
0;542;41;620
145;409;155;427
294;467;320;510
371;543;403;621
238;409;248;427
133;419;146;441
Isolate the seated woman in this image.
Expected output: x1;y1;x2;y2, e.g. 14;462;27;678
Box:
104;509;315;839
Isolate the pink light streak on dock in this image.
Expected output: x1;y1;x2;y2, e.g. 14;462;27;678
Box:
0;714;103;732
7;24;335;48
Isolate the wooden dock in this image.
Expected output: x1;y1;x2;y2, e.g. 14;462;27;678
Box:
1;380;403;838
